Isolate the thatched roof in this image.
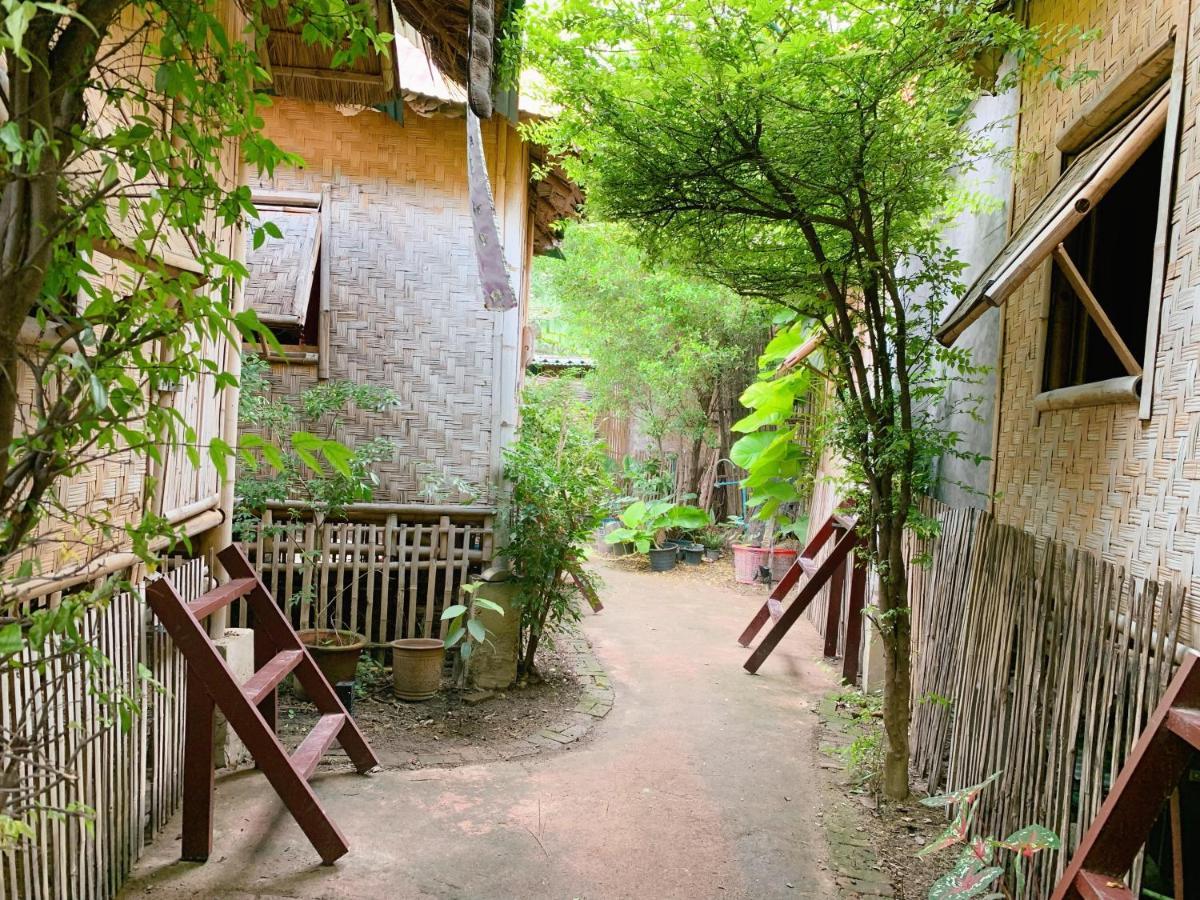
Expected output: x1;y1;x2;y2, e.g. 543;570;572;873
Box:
261;0;397;106
262;0;506;107
393;1;509;89
528;145;583;256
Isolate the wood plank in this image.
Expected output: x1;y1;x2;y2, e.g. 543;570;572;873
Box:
1165;707;1200;749
1051;654;1200;899
738;511;838;647
187;577;257;620
243;650;304;706
744;528;860;674
1075;870;1133;900
147;571;355;865
823;555;847;658
180;671;215;862
842;561;868;685
291;714;346;781
1051;244;1142;376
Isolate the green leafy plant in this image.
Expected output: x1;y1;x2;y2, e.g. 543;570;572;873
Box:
532;222;773;509
235;352;400;533
604;499;712;553
0;0;389;845
918;772;1061;899
441;582;506;663
502;379;612;680
235;353;399;637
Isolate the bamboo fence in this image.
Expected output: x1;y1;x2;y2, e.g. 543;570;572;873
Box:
0;558;204;900
905;499;1187;895
236;508;495;645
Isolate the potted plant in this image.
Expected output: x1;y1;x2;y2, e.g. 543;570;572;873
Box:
604;500;713;572
235;354;401;694
696;526;725;560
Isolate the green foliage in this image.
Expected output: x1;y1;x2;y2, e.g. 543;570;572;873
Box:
526;0;1092;799
919;772;1060;899
502;379;612;678
441;581;506;664
828;690;885;791
0;0;390;843
604;499;712;554
234;353;399;536
531;221;772;465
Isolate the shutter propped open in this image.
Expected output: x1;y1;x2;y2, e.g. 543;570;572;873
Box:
937;84;1169;346
245;192;324;332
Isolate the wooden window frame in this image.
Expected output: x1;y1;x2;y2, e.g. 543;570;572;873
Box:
1032;25;1186;417
244;189;332;378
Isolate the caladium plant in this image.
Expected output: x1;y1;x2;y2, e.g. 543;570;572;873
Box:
918;771;1060;899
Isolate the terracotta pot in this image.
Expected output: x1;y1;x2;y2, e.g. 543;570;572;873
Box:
295;629;366;699
391;638;445;700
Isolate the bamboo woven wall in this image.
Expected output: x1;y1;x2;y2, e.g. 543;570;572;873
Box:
0;558;205;900
905;498;1186;896
235;508;494;645
991;0;1200;644
6;4;239;581
246;98;532;504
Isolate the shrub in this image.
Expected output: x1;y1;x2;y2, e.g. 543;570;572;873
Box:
503;380;612;679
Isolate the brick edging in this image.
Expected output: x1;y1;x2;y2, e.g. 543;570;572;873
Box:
521;631;614;752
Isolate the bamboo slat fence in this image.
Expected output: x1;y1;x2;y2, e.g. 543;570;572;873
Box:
0;557;204;900
236;507;495;645
903;500;1187;895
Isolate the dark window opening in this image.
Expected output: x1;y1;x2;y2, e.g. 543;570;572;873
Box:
1043;131;1165;391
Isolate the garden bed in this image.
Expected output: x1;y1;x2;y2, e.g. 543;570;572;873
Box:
274;634;585;770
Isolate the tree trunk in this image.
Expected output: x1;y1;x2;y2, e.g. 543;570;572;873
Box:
876;522;912;801
687;436;703;498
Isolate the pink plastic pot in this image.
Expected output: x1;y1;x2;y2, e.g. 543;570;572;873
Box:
732;544;799;585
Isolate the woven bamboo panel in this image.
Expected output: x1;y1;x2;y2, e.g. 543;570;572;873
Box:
990;0;1198;643
246;98;532;502
244;206;320;322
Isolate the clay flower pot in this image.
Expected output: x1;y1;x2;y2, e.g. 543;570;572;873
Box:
391;638;446;700
295;629;366;699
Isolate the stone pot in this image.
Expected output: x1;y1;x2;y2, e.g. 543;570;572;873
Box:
648;546;678;572
295;629;366;699
391;638;446;700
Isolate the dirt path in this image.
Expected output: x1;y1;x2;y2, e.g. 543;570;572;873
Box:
122;559;845;899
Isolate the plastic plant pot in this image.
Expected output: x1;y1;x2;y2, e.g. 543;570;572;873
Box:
682;543;705;565
648;546;679;572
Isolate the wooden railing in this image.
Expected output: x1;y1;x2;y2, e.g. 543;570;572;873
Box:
235;503;496;645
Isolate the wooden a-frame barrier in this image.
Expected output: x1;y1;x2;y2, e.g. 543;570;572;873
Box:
738;506;866;680
1052;652;1200;899
145;545;380;865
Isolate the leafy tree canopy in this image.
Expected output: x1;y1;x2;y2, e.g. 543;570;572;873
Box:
533;220;774;451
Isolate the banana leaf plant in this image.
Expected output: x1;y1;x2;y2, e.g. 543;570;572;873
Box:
604;500;713;553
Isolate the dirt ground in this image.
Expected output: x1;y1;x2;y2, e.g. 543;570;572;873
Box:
124;554;844;899
274;634;582;769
